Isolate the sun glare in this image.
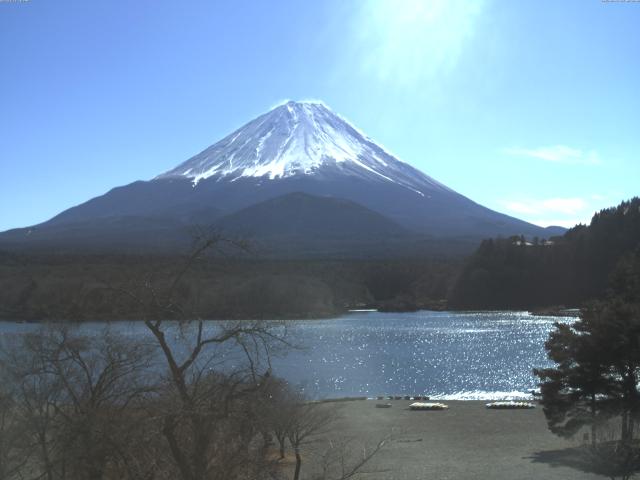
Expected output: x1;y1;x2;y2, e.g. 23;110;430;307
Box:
354;0;485;85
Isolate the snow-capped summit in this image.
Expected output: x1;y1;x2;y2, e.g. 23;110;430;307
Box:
157;100;448;196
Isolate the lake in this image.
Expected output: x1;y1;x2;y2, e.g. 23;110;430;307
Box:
0;310;569;400
278;310;567;400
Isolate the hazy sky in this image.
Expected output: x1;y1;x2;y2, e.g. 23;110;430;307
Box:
1;0;638;231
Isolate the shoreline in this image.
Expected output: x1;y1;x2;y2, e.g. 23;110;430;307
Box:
0;306;580;324
317;392;539;403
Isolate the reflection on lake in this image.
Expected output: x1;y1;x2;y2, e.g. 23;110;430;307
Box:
0;310;569;400
279;310;566;400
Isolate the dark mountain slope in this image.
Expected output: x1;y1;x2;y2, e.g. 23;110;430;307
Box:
216;192;410;239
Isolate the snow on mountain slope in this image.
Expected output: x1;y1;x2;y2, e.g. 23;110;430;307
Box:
156;100;449;197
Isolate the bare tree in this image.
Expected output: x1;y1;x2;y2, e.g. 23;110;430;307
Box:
112;234;292;480
0;376;29;480
312;436;389;480
286;401;339;480
2;329;68;480
256;377;390;480
0;325;156;480
259;377;294;460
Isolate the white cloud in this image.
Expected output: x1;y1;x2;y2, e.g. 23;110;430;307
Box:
503;145;601;165
501;197;592;228
503;201;539;215
352;0;484;86
504;197;586;216
539;198;587;215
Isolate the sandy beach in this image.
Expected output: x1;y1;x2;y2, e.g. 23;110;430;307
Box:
299;400;603;480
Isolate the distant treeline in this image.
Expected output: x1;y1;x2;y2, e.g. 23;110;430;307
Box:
0;251;461;321
450;197;640;309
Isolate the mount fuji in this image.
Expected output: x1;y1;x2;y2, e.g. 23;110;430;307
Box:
0;101;563;255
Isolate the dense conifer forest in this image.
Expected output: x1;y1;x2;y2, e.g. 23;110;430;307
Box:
450;198;640;310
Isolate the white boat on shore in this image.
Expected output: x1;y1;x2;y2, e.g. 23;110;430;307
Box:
486;401;535;409
409;402;449;411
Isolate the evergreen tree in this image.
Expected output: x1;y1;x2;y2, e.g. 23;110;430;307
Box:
535;249;640;477
534;318;610;445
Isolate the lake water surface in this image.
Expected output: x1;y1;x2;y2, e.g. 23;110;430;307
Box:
0;310;569;400
279;310;569;400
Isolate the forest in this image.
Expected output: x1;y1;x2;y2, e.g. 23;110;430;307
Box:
0;249;460;321
450;197;640;310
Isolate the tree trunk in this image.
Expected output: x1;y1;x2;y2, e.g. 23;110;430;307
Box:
276;436;285;460
39;433;55;480
591;393;597;448
622;367;638;446
293;447;302;480
162;415;194;480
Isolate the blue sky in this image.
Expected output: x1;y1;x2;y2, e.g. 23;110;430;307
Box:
1;0;638;231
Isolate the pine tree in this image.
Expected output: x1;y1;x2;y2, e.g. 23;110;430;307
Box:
535;249;640;477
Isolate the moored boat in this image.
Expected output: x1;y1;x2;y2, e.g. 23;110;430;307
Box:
409;402;449;411
486;401;535;409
